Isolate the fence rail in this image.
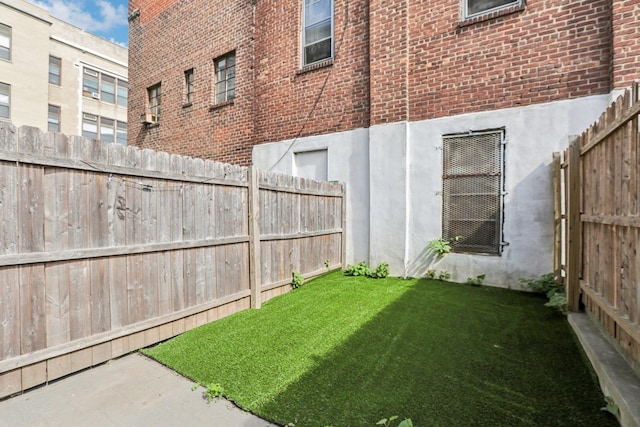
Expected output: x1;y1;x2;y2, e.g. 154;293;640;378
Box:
0;124;345;397
555;83;640;373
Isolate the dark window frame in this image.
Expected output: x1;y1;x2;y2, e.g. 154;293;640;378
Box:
441;129;506;255
147;83;161;122
214;53;235;105
184;68;194;106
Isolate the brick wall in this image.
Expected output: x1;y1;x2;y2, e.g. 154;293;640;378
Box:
130;0;180;25
128;0;255;165
369;0;409;125
252;0;370;145
612;0;640;89
405;0;612;122
129;0;620;163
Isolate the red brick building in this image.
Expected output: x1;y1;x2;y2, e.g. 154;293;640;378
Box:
128;0;639;285
128;0;636;164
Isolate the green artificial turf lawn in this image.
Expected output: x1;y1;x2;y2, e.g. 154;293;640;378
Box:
142;271;618;426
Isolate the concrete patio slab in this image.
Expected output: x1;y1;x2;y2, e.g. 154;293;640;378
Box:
0;353;278;427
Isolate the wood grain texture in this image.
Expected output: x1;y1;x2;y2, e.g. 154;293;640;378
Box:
0;127;346;393
564;86;640;370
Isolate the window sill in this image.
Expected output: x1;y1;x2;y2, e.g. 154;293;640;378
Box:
144;123;160;129
209;99;234;111
458;3;525;28
296;59;334;76
182;102;193;109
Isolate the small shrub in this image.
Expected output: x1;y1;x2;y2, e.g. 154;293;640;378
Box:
424;269;437;279
344;261;390;279
204;383;224;401
545;292;568;314
291;271;304;289
601;396;619;417
466;274;486;286
344;261;372;277
520;273;567;314
192;382;224;402
437;271;451;281
372;262;390;278
427;236;461;255
425;269;451;281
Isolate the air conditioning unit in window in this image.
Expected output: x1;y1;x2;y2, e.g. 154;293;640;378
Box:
91;92;100;99
140;112;157;125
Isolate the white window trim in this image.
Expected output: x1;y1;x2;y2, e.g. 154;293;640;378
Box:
301;0;335;67
461;0;522;20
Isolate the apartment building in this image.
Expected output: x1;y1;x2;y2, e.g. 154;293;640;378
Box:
0;0;128;144
128;0;639;285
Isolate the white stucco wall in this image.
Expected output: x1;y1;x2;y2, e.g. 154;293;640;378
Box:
252;128;371;264
252;94;612;287
402;94;611;287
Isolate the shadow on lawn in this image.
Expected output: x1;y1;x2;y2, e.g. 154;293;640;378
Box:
256;279;617;427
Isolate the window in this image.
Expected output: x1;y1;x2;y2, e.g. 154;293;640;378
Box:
302;0;333;66
0;82;9;119
83;68;100;98
295;149;328;181
82;67;127;105
463;0;522;19
82;112;126;144
184;69;194;105
116;121;127;145
100;118;115;143
117;79;128;107
147;83;161;121
49;56;61;85
48;105;60;131
101;75;116;103
442;130;505;255
82;113;98;140
214;54;235;104
0;24;10;61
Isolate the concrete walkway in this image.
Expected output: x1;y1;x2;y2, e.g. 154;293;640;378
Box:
0;353;278;427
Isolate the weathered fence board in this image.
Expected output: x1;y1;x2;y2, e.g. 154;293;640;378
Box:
556;83;640;373
0;123;345;397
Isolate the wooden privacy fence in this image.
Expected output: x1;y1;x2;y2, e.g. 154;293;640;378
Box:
555;82;640;371
0;124;345;397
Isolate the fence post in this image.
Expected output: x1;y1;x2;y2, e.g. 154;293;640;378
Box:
566;137;582;312
341;183;347;269
552;152;562;282
248;166;262;309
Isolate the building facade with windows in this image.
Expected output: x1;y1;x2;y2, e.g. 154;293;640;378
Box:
0;0;128;144
128;0;639;285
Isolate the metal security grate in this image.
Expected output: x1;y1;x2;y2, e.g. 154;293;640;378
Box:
442;130;504;254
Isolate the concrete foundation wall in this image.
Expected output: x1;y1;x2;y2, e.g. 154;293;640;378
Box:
253;94;611;286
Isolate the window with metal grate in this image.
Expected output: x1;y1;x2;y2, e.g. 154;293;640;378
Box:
442;130;505;255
